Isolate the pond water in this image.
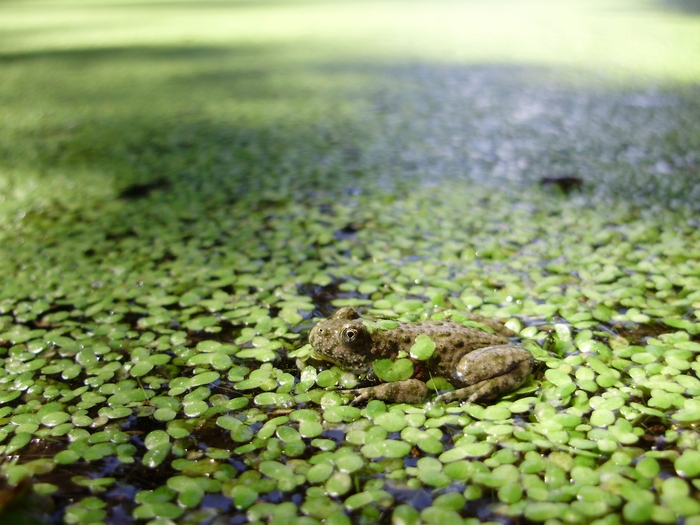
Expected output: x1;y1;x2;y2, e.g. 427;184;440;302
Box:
2;1;700;524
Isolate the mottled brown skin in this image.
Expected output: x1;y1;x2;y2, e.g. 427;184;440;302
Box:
308;307;534;405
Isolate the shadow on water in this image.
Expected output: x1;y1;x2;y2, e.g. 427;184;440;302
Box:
1;42;700;221
0;43;373;201
654;0;700;13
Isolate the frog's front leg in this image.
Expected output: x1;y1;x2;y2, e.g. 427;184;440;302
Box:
435;345;533;404
340;379;428;405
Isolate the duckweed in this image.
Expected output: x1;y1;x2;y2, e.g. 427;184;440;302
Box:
2;1;700;524
373;358;415;382
409;335;437;361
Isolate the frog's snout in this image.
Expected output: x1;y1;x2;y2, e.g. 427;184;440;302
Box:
308;324;331;355
308;326;319;347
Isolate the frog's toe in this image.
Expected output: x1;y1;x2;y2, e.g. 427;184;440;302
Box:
337;387;374;405
349;391;373;406
433;385;485;405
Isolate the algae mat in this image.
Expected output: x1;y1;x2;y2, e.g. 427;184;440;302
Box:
1;0;700;524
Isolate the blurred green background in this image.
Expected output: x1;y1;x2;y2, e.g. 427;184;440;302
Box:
2;0;700;224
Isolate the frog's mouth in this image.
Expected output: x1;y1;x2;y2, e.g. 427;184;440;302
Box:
311;350;373;380
310;349;341;367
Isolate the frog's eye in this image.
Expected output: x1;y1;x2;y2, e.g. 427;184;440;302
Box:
341;327;358;344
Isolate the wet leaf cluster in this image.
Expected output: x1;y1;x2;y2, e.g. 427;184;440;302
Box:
0;178;699;524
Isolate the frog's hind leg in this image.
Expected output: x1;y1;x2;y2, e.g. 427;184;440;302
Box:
340;379;429;405
434;345;533;404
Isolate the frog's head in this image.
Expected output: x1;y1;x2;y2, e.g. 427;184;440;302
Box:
308;307;374;375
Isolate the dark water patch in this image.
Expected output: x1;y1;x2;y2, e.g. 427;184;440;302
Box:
636;415;675;451
118;178;172;200
298;281;353;318
333;222;364;241
539;176;585;195
103;483;139;525
607;321;683;345
654;0;700;14
387;483;434;510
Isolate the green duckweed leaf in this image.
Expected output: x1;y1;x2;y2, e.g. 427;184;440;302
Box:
373;358;414;382
392;505;420;525
325;472;352;496
5;432;32;454
133;502;184;520
361;439;412;459
188;371;220;388
230;485;258;510
409;334;436;361
675;450;700;478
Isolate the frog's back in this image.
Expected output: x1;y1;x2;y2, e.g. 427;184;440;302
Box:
381;320;512;375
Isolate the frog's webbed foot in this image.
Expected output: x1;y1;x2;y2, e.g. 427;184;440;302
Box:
339;379;428;405
435;345;534;405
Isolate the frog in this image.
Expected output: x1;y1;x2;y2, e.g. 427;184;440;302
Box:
308;307;534;405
